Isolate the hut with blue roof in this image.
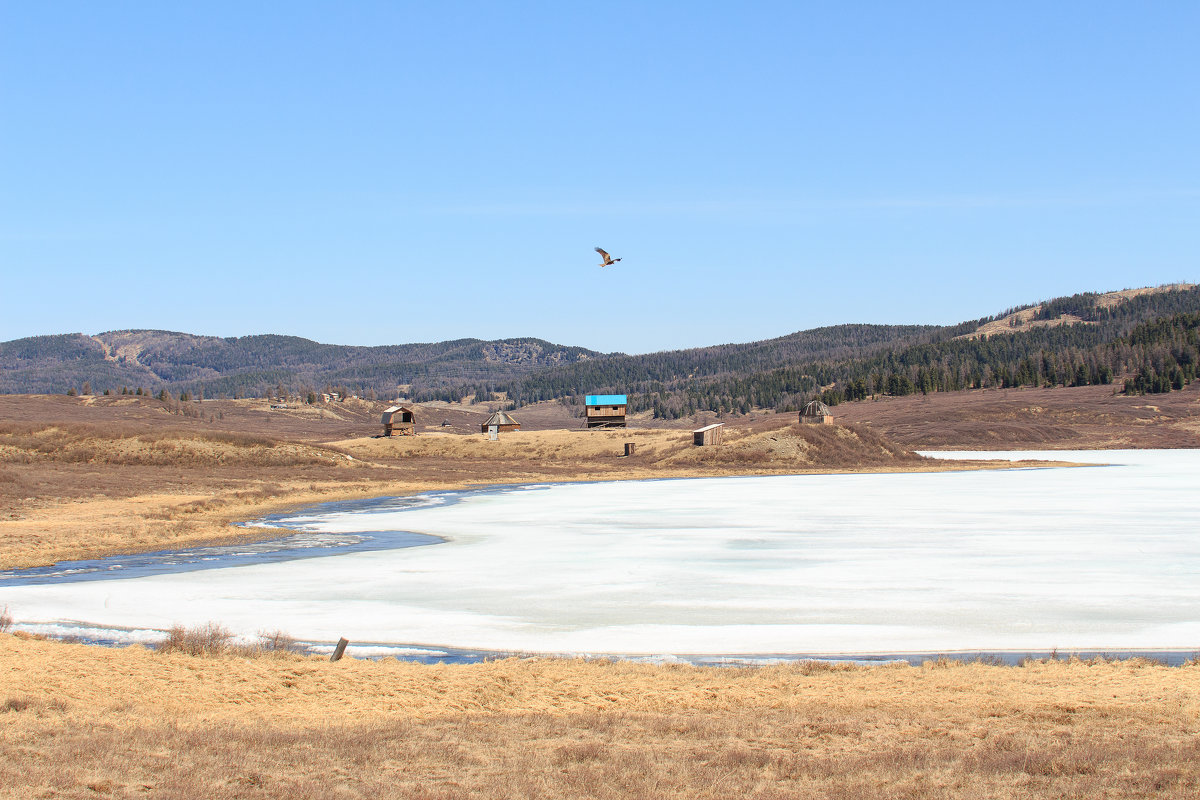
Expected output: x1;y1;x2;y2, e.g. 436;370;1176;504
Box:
584;394;627;428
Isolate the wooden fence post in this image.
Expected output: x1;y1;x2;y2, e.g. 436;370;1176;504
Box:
330;637;349;662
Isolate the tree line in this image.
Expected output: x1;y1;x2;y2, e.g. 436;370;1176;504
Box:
502;288;1200;418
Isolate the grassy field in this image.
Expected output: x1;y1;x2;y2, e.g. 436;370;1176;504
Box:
2;390;1198;798
2;632;1198;799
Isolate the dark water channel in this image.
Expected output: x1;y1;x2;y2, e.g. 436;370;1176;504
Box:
0;493;455;587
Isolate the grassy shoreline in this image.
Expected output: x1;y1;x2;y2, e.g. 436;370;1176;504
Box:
2;634;1199;798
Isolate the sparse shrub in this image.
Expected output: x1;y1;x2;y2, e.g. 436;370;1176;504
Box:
789;659;860;674
971;654;1009;666
2;697;32;713
158;622;236;656
157;622;300;657
922;656;959;669
1122;655;1169;668
1;695;65;714
258;629;298;654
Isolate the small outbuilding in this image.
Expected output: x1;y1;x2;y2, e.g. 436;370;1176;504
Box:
800;400;833;424
584;394;627;428
480;409;521;433
693;423;725;446
381;405;416;436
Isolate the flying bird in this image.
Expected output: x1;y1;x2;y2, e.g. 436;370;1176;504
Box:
595;247;621;267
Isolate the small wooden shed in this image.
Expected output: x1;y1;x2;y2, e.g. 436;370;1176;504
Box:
480;409;521;433
585;394;627;428
800;400;833;424
693;422;725;446
381;405;416;436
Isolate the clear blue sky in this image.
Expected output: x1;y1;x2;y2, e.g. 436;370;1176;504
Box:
2;2;1196;353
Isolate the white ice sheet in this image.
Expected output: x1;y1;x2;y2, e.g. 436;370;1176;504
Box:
4;449;1199;655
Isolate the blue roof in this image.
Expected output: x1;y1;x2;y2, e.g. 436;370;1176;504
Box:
585;394;627;405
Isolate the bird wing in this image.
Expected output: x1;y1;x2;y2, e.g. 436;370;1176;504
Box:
594;247;609;259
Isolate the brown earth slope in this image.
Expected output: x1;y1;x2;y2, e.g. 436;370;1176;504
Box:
833;382;1200;450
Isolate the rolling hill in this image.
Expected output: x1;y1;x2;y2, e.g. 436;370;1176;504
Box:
3;284;1197;416
0;332;601;400
506;284;1200;416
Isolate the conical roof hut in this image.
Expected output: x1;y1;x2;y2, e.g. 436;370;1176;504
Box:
481;409;521;433
800;400;833;424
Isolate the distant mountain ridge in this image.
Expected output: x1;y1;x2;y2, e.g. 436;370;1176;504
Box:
2;284;1197;412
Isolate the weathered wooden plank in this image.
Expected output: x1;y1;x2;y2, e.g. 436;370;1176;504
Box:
330;637;349;662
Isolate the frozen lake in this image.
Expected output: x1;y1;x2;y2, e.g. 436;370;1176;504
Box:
3;449;1200;659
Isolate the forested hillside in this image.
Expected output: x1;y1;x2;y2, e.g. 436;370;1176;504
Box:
3;285;1197;414
505;285;1200;417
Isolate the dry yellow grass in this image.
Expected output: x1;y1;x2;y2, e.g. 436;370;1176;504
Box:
2;634;1198;798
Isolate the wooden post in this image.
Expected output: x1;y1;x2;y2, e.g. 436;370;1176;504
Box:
624;443;635;457
330;637;349;662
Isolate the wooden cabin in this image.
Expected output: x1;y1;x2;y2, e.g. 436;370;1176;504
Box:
693;423;725;446
381;405;416;436
584;394;627;428
480;409;521;433
800;400;833;425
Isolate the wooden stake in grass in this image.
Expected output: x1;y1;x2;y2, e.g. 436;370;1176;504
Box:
330;637;349;662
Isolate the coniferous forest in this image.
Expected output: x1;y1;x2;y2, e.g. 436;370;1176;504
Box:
502;286;1200;418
